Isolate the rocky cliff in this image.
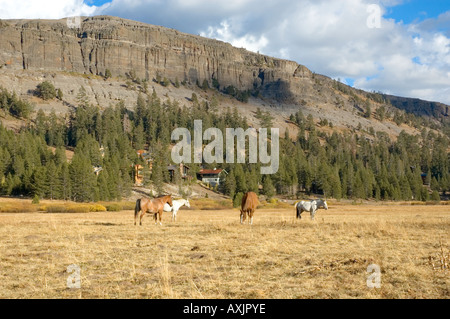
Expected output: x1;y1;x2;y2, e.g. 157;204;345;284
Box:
0;15;447;136
0;16;313;103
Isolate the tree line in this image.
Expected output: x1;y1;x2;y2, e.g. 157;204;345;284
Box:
0;86;448;203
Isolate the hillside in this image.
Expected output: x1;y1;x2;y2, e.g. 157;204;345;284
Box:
0;15;448;139
0;15;449;204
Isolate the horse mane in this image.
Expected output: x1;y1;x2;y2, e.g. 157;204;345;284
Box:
156;194;170;199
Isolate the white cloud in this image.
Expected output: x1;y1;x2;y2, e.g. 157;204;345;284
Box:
1;0;449;105
200;21;268;53
186;0;450;104
0;0;99;19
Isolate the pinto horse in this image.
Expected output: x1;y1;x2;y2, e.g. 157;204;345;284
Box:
295;199;328;220
134;195;173;226
240;192;259;225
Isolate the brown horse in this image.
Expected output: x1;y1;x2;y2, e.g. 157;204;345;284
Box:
134;195;173;226
240;192;259;225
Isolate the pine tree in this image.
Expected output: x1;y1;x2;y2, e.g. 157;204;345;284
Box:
152;159;164;196
329;169;342;200
59;162;71;200
135;93;147;121
105;157;120;200
47;110;65;147
76;86;89;108
97;168;111;201
246;168;259;194
133;121;145;150
221;169;236;199
35;109;47;139
69;152;97;202
262;175;275;200
45;160;59;200
234;164;247;194
233;192;244;208
31;166;48;198
151;144;166;196
431;190;440;202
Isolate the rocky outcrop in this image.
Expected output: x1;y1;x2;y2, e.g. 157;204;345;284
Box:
0;16;313;103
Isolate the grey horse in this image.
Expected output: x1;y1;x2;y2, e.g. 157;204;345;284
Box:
295;199;328;220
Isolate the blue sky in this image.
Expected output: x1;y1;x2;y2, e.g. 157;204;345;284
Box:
87;0;450;27
1;0;449;104
87;0;110;6
385;0;449;24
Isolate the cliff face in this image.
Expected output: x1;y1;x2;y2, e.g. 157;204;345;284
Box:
2;15;447;125
0;16;312;103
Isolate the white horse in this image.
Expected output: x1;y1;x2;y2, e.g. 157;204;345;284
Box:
295;199;328;220
163;199;190;222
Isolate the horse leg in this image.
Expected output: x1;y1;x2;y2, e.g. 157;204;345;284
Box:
249;211;254;225
296;208;302;219
310;209;316;221
134;199;140;226
172;209;177;222
159;210;163;226
139;212;144;226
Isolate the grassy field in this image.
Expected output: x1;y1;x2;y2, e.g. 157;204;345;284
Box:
0;203;448;299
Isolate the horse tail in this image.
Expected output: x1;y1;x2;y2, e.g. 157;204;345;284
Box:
134;199;141;220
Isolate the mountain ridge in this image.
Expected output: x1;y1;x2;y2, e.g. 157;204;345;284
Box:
0;15;448;136
0;16;304;99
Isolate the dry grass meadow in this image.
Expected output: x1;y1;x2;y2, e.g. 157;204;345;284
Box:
0;200;448;299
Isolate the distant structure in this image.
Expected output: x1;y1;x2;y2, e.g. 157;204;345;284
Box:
134;150;153;186
197;168;227;188
168;164;190;182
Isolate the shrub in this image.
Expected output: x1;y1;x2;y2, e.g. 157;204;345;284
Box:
0;202;37;213
32;195;40;205
104;69;112;80
212;78;220;90
46;205;68;213
161;77;170;87
120;201;137;211
56;88;63;100
174;78;180;88
105;203;122;212
36;81;56;100
46;204;91;213
201;79;209;90
191;198;232;210
66;205;90;213
89;204;107;212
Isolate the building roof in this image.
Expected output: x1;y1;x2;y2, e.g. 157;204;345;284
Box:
198;169;224;175
93;166;103;174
